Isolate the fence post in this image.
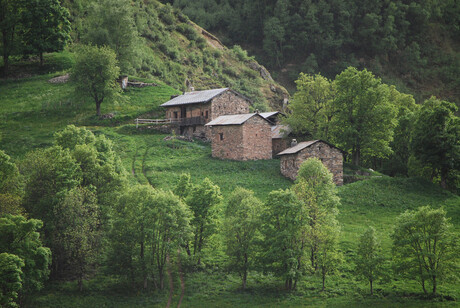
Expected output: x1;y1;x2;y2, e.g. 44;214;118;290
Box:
136;118;138;129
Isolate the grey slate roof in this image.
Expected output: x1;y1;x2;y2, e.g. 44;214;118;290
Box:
271;125;292;139
160;88;229;107
205;113;271;126
277;140;344;156
259;111;280;119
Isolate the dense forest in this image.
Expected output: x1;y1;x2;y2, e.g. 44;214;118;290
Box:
166;0;460;104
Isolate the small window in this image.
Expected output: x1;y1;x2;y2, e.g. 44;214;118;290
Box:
201;111;204;116
205;111;209;119
219;133;224;141
173;111;178;119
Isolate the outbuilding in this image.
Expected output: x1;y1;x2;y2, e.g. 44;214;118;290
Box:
205;113;272;161
278;140;344;185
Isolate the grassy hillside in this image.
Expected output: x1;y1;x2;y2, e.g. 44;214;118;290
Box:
1;60;459;307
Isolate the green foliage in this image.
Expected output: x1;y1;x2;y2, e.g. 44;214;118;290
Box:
260;189;308;290
53;186;100;291
411;97;459;190
20;0;71;65
293;158;341;290
0;253;24;308
83;0;140;73
223;187;262;289
392;206;459;295
72;44;121;116
355;227;387;295
0;0;21;74
0;215;51;295
185;177;222;264
332;67;397;166
284;73;335;139
0;150;24;216
107;185;191;290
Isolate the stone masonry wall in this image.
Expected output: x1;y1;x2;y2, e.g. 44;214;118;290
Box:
210;91;250;119
242;116;272;160
280;141;343;185
210;125;245;160
272;138;290;157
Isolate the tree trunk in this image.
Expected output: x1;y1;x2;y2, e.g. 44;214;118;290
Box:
370;279;373;295
177;248;185;308
96;100;102;117
2;30;9;76
39;52;44;66
432;275;436;295
352;146;360;166
440;168;447;189
166;251;173;308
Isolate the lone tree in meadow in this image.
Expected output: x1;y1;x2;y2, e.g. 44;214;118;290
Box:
391;206;459;295
355;227;386;295
72;44;121;117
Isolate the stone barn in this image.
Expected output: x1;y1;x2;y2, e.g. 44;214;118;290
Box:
278;140;344;185
271;124;292;156
205;113;272;161
160;88;250;140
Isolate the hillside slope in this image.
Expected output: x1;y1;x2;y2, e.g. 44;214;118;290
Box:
58;0;289;111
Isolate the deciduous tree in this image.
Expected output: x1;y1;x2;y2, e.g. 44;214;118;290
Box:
0;253;24;308
391;206;459;295
331;67;397;166
355;227;386;295
20;0;71;66
261;189;308;290
224;187;262;289
72;45;121;117
410;97;459;189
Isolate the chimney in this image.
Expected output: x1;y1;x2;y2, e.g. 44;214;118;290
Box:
291;139;298;147
190;86;195;92
255;109;259;114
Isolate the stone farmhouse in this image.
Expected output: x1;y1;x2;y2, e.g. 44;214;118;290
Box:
205;113;272;160
160;88;250;139
277;140;344;185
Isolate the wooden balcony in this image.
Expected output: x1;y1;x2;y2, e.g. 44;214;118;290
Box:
177;116;207;126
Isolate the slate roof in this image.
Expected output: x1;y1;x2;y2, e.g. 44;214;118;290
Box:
205;113;271;126
271;125;292;139
277;140;344;156
160;88;250;107
259;111;280;119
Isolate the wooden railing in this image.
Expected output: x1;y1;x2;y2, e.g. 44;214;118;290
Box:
135;118;179;128
135;117;207;128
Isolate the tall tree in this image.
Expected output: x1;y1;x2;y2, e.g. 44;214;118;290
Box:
185;178;222;264
355;227;386;295
392;206;459;295
72;45;121;117
20;0;71;66
0;215;51;296
284;73;335;139
224;187;262;289
0;0;20;74
292;158;340;273
0;150;24;216
331;67;397;166
0;253;24;308
261;189;309;290
410;97;459;189
83;0;140;73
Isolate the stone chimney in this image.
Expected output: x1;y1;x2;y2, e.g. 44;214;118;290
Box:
190;86;195;92
255;109;259;114
291;139;298;147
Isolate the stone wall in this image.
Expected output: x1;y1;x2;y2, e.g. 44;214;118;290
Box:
211;91;250;119
280;141;343;185
272;138;290;157
210;116;272;161
210;125;245;160
242;116;272;160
